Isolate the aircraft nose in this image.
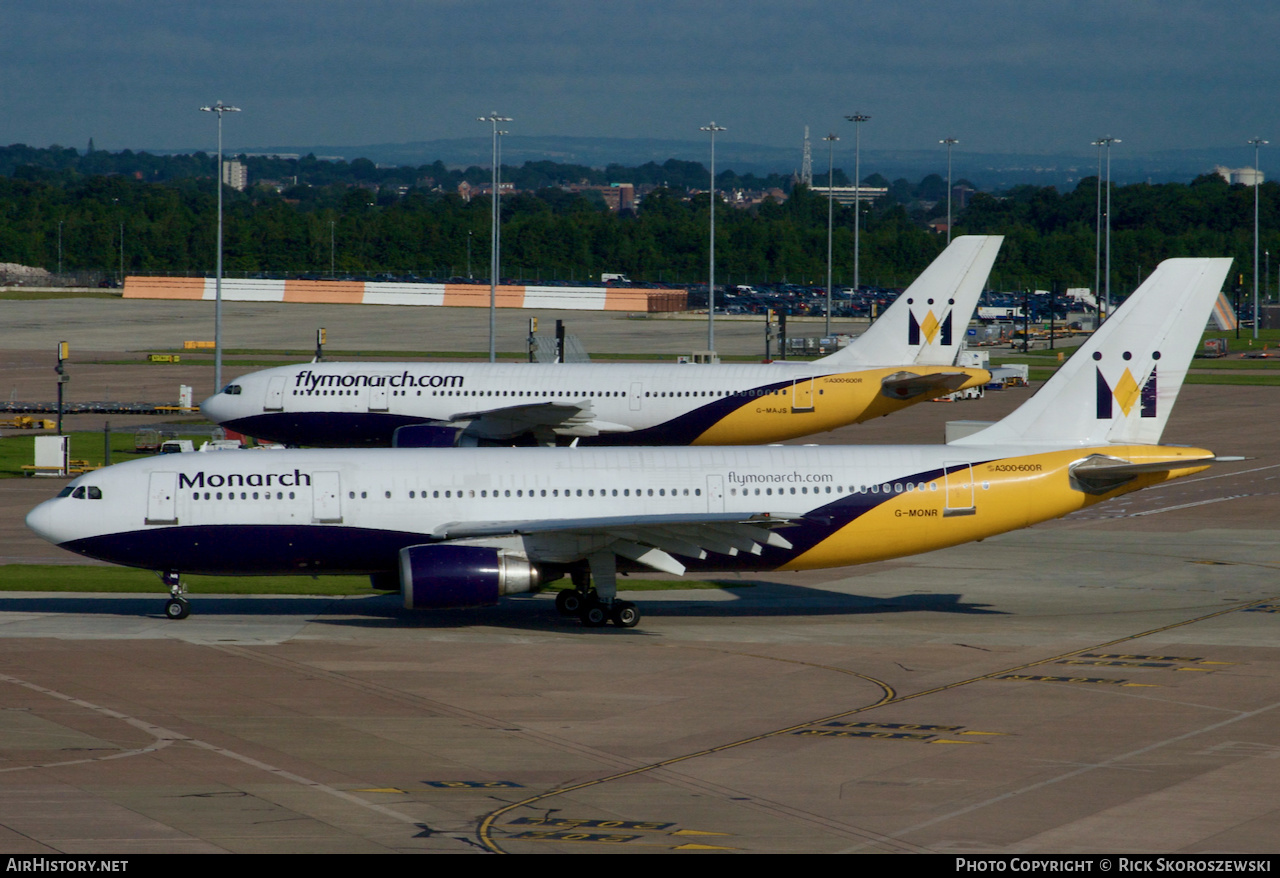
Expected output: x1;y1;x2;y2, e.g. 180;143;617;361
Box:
200;392;232;422
25;498;64;546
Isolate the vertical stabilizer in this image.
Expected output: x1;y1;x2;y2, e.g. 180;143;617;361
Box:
951;257;1232;448
819;235;1003;367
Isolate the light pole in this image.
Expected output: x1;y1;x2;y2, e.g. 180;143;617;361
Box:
823;133;839;335
329;219;335;278
1092;139;1103;322
1249;137;1268;340
701;121;726;353
479;112;511;363
199;100;240;394
57;220;63;276
940;137;958;244
1095;136;1120;323
845;114;870;295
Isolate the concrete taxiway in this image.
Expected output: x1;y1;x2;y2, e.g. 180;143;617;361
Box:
0;298;1277;853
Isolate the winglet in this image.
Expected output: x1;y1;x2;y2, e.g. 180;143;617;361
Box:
819;235;1003;368
951;257;1232;448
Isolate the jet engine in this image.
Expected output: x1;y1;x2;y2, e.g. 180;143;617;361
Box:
398;544;544;609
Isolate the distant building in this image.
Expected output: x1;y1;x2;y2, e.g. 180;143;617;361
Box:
457;180;515;202
808;184;889;206
221;160;247;191
568;183;635;211
1214;165;1265;186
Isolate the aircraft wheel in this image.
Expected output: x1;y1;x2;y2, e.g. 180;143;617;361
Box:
610;601;640;629
165;598;190;620
555;590;583;616
579;603;608;628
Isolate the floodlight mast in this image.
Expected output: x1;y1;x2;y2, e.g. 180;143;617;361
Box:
823;133;839;335
845;114;870;297
1094;136;1120;324
700;122;726;353
199;100;241;394
1249;137;1268;340
479;113;512;363
940;137;958;244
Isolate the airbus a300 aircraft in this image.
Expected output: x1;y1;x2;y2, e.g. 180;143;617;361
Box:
200;236;1003;447
28;257;1231;629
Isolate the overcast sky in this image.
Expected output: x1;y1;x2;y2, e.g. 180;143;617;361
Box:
4;1;1277;163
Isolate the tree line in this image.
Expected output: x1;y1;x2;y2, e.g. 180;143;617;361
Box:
0;144;1275;294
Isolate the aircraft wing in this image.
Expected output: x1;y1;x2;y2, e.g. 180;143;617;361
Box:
450;399;601;438
430;511;801;575
880;369;990;400
1068;453;1219;494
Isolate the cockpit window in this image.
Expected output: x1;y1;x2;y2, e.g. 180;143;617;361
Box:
222;384;243;395
87;486;102;499
57;487;73;498
71;486;85;499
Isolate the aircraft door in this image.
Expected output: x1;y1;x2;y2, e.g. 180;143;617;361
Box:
368;383;389;412
145;472;178;525
630;381;643;411
791;377;815;413
264;377;286;411
706;474;725;512
312;471;342;523
943;462;976;517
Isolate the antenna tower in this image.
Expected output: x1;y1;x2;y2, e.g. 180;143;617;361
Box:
801;126;813;186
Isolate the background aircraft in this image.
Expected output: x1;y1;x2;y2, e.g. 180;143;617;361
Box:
201;236;1003;447
27;257;1231;628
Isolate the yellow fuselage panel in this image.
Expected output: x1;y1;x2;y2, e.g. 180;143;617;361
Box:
691;367;991;445
781;445;1213;570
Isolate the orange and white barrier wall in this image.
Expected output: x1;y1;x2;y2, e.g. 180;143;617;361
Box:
123;277;687;312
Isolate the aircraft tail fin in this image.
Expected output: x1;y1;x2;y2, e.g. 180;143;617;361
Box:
950;257;1232;448
819;235;1003;367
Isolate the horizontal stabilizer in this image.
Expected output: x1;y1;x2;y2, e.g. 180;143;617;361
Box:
880;369;989;400
1068;453;1217;494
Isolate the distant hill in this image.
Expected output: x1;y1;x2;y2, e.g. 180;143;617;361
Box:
156;135;1258;191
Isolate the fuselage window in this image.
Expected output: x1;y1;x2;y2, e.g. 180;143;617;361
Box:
385;491;391;499
289;492;295;499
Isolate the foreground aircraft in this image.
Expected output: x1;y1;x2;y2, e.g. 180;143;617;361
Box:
200;236;1003;447
28;258;1232;627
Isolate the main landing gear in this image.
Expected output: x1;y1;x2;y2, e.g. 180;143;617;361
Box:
554;557;641;629
160;570;190;620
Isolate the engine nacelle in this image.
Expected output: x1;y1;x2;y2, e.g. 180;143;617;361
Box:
399;544;543;609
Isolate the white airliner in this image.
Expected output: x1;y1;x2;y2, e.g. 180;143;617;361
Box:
28;257;1231;628
200;236;1004;447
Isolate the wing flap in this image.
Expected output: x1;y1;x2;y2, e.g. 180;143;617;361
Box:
434;512;800;573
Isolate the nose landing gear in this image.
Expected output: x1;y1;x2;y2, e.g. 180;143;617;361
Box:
160;570;190;620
